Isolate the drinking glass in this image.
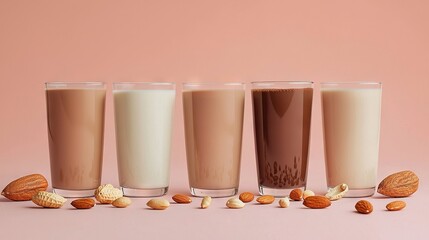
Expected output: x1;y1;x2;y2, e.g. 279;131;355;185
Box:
182;82;245;197
113;82;175;197
252;81;313;197
321;82;382;197
46;82;106;197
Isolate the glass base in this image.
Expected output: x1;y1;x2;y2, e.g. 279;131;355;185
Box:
328;186;375;198
121;187;168;197
53;188;95;198
259;185;305;197
190;187;237;198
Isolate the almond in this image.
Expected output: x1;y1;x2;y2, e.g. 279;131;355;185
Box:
172;194;192;204
147;198;170;210
71;198;95;209
303;196;331;209
386;200;406;211
279;198;290;208
1;174;48;201
32;191;66;208
239;192;254;203
377;170;419;197
94;184;123;204
256;195;275;204
289;189;303;201
355;200;373;214
226;198;245;209
201;196;212;209
112;197;132;208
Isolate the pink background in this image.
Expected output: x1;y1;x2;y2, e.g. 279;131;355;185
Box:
0;1;428;239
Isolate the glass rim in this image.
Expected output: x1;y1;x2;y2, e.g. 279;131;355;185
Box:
251;80;313;85
113;82;176;86
182;82;245;87
321;81;382;86
45;81;105;85
45;82;106;89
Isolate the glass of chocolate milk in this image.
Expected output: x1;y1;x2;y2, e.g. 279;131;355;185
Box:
321;82;382;197
45;82;106;197
183;82;245;197
252;81;313;197
113;82;175;197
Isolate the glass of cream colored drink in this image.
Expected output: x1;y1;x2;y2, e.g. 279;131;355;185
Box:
321;82;382;197
46;82;106;197
113;82;175;197
183;82;245;197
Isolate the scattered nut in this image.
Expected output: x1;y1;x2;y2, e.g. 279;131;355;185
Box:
303;190;315;199
239;192;255;203
303;196;331;209
355;200;373;214
289;189;303;201
279;198;290;208
201;196;212;209
32;191;66;208
1;174;48;201
226;198;245;209
94;184;123;204
325;183;349;201
147;198;170;210
377;170;419;197
112;197;131;208
386;200;406;211
256;195;275;204
172;194;192;204
71;198;95;209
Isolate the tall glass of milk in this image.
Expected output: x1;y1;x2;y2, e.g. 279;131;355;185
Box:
321;82;382;197
113;82;176;197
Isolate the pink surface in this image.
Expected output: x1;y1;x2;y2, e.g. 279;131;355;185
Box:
0;1;428;239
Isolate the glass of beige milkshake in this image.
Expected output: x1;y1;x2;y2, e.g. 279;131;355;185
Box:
45;82;106;197
321;82;382;197
183;82;245;197
113;82;175;197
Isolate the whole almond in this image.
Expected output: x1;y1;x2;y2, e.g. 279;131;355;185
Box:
32;191;66;208
112;197;132;208
172;194;192;204
239;192;255;203
386;200;406;211
303;196;331;209
71;198;95;209
303;190;315;199
355;200;373;214
256;195;275;204
147;198;170;210
377;170;419;197
226;198;245;209
201;196;212;209
289;189;303;201
1;174;48;201
94;184;123;204
279;198;290;208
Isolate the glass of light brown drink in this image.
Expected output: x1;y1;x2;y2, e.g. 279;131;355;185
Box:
252;81;313;197
45;82;106;197
182;82;245;197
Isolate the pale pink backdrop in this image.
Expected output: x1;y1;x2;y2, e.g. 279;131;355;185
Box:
0;1;428;239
